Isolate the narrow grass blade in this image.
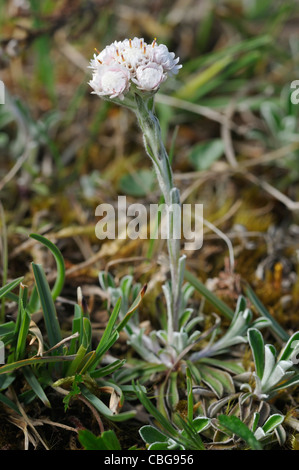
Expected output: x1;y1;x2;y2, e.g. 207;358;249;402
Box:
184;270;233;320
14;284;28;347
32;263;62;349
186;368;193;423
0;354;76;375
116;284;147;333
89;359;126;379
93;331;119;369
15;299;30;360
22;366;51;407
0;277;24;301
0;392;21;415
29;234;65;301
244;284;289;342
175;56;232;101
0;322;16;337
80;385;136;421
97;298;121;350
176;415;206;450
66;344;87;377
132;381;178;437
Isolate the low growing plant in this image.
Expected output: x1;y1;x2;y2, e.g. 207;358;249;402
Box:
0;234;144;439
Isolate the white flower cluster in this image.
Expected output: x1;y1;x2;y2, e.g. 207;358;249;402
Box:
88;38;182;100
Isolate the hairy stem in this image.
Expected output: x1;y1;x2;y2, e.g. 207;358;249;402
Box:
134;93;183;337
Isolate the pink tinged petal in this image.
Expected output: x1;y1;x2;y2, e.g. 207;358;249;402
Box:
89;65;130;100
153;44;182;74
133;63;166;91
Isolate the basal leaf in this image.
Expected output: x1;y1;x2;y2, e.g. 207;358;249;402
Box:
248;328;265;380
218;414;263;450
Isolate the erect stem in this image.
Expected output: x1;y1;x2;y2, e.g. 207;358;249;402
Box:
133;93;184;337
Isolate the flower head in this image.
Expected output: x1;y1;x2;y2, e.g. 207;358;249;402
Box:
88;64;130;100
88;37;182;100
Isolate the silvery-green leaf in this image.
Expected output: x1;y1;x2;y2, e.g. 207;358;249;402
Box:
149;330;161;346
186;360;202;384
279;331;299;362
181;283;195;308
254;427;266;440
274;424;287;446
240;383;252;393
268;344;277;356
248;328;265;380
234;295;248;317
156;330;168;345
157;351;174;368
251;317;272;330
211;335;247;354
260;344;276;387
262;414;284;434
239;391;253;404
139;425;168;444
172;331;188;353
191;417;210;433
234;372;253;382
192;386;215;397
252;412;260;432
267;373;299;395
128;334;161;364
120;275;133;294
253;375;269;399
200;368;224;398
263;361;294;391
184;316;202;333
230;298;252;330
98;271;115;290
187;330;202;345
179;308;193;329
200;358;245;375
167;371;179;410
208;394;239;418
148;441;183;450
178;254;186;291
162;283;173;333
200;365;235;395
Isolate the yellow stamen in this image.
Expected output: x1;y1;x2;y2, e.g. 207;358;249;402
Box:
140;39;143;49
97;58;102;64
129;39;132;48
152;38;157;47
116;48;120;57
143;45;146;54
121;53;125;62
